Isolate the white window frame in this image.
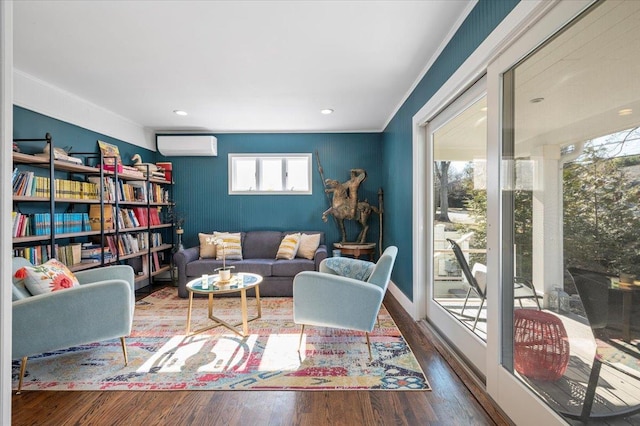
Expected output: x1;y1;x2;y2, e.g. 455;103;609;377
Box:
228;153;312;195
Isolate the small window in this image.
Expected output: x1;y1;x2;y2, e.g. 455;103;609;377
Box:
229;153;312;195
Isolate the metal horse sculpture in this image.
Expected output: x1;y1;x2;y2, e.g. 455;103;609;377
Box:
322;178;378;244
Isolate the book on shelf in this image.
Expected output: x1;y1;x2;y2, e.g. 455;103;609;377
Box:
12;212;34;237
98;140;122;168
132;207;148;226
13;171;98;199
80;243;113;263
105;236;118;256
13;244;54;265
150;232;163;247
156;161;172;181
128;181;148;202
56;243;82;266
87;176;116;201
152;251;160;272
89;205;114;231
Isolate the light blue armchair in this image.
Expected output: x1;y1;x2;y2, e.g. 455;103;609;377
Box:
293;246;398;360
11;257;135;393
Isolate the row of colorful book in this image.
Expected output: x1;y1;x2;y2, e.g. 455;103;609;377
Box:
88;176;169;204
13;243;81;267
89;206;163;231
13;169;99;199
105;232;164;257
12;212;92;237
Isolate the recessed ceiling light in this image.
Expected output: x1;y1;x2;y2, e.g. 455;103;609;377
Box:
320;109;334;115
530;97;544;104
618;108;633;116
173;110;188;116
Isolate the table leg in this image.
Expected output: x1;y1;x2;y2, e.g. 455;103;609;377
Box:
255;284;262;318
240;288;249;336
208;293;213;319
622;290;632;342
186;291;194;335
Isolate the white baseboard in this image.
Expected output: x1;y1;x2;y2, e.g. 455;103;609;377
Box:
387;281;417;319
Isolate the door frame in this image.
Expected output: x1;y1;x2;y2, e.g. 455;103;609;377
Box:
1;1;14;423
412;0;593;424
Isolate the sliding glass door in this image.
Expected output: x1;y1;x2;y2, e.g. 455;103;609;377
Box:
499;0;640;421
427;77;488;375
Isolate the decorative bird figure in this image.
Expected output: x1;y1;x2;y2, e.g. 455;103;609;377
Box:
131;154;159;173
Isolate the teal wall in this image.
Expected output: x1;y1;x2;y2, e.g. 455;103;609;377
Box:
381;0;519;300
13;106;154;163
164;133;383;249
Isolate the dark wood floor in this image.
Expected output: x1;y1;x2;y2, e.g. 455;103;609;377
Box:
12;286;510;426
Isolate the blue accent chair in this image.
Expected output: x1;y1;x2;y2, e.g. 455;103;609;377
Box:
11;257;135;393
293;246;398;360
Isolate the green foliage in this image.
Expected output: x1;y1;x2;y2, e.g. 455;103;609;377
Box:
460;143;640;278
563;148;640;275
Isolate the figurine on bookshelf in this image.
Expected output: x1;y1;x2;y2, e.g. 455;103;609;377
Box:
36;141;83;165
132;154;165;179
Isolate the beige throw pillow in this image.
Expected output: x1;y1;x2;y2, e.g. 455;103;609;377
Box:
296;233;321;260
214;232;243;260
276;233;302;260
199;233;217;259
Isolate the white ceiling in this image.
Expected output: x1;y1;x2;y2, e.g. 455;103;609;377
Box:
432;0;640;160
13;0;473;133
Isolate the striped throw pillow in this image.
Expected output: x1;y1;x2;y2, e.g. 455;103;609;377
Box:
214;232;243;260
276;233;301;260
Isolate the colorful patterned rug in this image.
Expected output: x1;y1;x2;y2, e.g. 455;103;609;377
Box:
12;287;429;391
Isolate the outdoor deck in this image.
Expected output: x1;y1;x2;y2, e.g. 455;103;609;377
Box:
436;295;640;424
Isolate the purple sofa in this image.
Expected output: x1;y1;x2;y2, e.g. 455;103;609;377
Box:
174;231;327;298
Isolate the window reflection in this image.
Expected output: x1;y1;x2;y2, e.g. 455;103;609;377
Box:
503;1;640;421
432;96;492;339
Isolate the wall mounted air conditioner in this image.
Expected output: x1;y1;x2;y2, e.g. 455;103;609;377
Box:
156;135;217;156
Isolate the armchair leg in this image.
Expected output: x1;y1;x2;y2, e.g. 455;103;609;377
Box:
16;356;27;395
298;325;305;352
120;337;129;366
366;332;372;361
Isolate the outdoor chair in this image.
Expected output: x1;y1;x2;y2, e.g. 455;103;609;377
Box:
293;246;397;360
447;238;541;331
565;267;640;422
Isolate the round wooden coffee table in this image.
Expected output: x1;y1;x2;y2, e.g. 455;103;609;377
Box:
185;272;263;337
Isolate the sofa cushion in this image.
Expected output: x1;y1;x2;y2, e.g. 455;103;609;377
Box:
272;258;315;277
198;232;217;259
186;259;225;278
243;231;282;259
276;233;301;260
297;233;322;260
16;258;80;295
230;259;274;277
214;232;243;260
